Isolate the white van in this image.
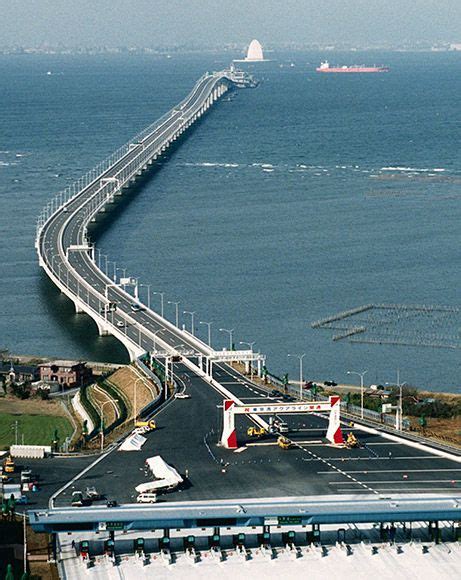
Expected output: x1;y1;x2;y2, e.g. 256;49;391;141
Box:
136;492;157;504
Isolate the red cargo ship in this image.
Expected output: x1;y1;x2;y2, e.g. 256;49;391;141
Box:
316;61;389;73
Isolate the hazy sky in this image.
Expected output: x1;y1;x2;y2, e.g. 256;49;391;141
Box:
1;0;460;47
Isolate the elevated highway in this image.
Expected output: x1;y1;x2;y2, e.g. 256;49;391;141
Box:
35;66;264;390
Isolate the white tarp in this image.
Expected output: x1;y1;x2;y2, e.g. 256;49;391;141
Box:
119;433;147;452
135;455;183;492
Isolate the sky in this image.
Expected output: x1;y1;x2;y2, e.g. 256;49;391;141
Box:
1;0;460;47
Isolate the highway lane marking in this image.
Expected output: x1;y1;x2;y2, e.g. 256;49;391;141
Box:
336;487;460;493
364;442;405;446
329;455;448;461
220;382;244;385
329;479;460;485
247;440;323;446
318;468;461;474
292;441;379;495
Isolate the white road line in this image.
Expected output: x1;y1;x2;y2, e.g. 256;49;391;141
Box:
247;440;323;447
329;479;460;485
337;488;460;493
234;447;248;453
329;455;447;461
318;468;461;475
365;442;405;446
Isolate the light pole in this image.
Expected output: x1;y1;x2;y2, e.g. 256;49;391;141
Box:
140;284;151;309
288;353;306;400
152;329;162;352
200;320;213;346
385;373;407;431
99;399;118;451
107;260;116;282
168;300;180;327
240;341;256;380
183;310;196;335
347;370;368;420
219;328;234;350
116;267;126;283
134;378;144;426
101;254;108;276
153;291;165;317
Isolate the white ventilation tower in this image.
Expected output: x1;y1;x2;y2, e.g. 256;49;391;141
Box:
245;39;264;61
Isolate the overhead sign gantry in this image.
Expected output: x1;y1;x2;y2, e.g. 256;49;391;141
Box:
221;396;344;449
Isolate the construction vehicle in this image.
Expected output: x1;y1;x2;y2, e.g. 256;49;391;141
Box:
346;432;359;448
3;456;15;474
277;435;292;450
135;419;156;431
269;417;289;434
247;426;266;438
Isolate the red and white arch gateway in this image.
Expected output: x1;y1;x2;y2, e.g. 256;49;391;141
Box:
221;396;344;449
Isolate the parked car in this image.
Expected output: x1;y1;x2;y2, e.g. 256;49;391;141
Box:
323;380;337;387
85;486;101;501
137;493;157;504
71;491;85;507
175;392;191;399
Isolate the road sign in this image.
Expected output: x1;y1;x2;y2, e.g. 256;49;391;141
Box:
278;515;302;525
99;521;124;531
120;277;137;286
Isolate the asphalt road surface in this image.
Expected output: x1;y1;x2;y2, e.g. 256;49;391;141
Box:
43;363;461;508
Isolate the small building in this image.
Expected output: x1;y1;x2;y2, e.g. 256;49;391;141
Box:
38;360;92;389
0;361;39;385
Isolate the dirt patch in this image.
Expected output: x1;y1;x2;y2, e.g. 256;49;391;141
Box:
106;365;159;420
411;416;461;447
88;385;117;426
0;396;67;417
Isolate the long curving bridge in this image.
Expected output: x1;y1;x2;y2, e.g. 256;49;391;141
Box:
35;65;265;405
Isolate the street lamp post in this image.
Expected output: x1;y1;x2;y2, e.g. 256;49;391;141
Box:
140;284;151;309
199;321;212;346
288;353;306;400
101;254;108;276
134;378;144;426
385;372;407;431
219;327;234;350
240;341;255;380
99;399;118;451
168;300;180;327
183;311;196;335
107;260;116;282
116;267;126;284
153;291;164;317
152;329;162;352
347;369;368;420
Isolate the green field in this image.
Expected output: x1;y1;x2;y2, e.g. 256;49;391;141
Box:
0;413;73;450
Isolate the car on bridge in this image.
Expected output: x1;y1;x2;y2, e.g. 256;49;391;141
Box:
130;303;143;312
175;392;191;399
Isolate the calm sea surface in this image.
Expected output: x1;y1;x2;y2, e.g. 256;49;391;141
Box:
0;51;460;392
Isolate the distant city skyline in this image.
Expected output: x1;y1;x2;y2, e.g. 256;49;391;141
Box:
1;0;460;49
